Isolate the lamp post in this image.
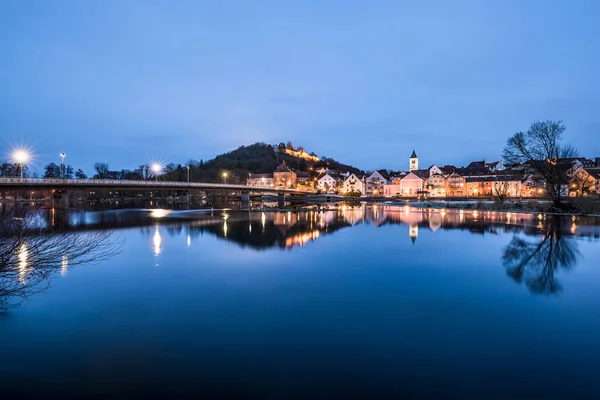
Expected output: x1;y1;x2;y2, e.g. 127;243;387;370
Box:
60;152;66;179
151;163;162;182
187;165;190;183
13;150;29;181
223;172;228;185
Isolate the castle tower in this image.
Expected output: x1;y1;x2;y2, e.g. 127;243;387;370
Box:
409;150;418;171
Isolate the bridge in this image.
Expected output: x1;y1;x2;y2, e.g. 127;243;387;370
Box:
0;178;312;207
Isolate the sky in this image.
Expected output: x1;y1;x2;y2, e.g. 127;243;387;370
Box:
1;0;600;174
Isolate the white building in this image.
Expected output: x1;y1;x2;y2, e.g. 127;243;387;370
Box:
317;174;338;193
342;173;365;195
365;170;388;196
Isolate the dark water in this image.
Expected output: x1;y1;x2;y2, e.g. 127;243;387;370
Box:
1;204;600;399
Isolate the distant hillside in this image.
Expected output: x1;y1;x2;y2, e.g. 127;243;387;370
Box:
163;142;363;184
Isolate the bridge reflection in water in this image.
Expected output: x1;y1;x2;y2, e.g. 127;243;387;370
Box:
3;203;600;301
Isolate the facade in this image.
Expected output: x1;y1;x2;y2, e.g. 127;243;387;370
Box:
342;173;365;195
520;176;546;197
400;172;425;196
273;161;297;189
365;170;388;196
465;176;522;197
445;172;466;197
318;174;338;193
295;171;312;190
247;173;274;188
425;173;446;197
569;167;600;197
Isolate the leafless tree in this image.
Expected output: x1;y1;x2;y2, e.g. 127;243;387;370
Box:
492;181;509;203
502;221;579;295
569;167;595;197
503;120;578;206
0;205;121;310
93;162;110;179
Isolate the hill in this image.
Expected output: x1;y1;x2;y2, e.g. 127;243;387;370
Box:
163;142;364;184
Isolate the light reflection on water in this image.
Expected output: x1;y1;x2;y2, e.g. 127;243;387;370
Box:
2;204;600;398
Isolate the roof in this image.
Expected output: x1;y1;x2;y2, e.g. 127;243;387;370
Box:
465;176;522;183
410;149;418;158
467;161;486;169
368;170;390;180
295;171;310;178
584;168;600;180
439;165;456;174
401;171;425;180
274;161;293;173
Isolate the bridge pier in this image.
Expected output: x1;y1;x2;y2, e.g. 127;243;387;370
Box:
52;190;70;209
277;192;286;207
241;191;250;209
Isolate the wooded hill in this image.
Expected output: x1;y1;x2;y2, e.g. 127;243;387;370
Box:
163;142;364;184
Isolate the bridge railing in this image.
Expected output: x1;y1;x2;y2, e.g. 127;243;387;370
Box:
0;178;310;193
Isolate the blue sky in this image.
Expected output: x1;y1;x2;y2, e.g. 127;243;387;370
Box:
1;0;599;174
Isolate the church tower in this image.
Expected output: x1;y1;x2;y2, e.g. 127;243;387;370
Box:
409;149;418;171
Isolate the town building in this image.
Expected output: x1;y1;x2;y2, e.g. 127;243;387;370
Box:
365;170;388;196
445;172;466;197
342;173;365;195
400;171;425;196
465;176;522;197
273;161;297;189
318;174;337;193
247;173;274;188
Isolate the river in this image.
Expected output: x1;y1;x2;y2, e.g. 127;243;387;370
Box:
1;204;600;399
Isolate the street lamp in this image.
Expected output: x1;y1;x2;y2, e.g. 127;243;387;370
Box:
60;152;66;179
222;171;228;185
187;165;190;183
13;150;29;181
151;163;162;182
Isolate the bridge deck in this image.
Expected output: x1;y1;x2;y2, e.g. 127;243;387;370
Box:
0;178;311;194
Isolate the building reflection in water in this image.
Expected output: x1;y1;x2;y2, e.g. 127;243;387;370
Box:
46;203;599;296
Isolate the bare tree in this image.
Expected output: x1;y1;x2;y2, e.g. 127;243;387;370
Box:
492;180;510;203
0;205;121;310
503;120;578;206
93;162;110;179
569;167;595;197
502;221;579;295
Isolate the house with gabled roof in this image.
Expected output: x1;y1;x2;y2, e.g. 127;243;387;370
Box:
400;171;425;196
365;170;388;196
342;173;365;195
318;174;338;193
445;171;466;197
273;161;297;188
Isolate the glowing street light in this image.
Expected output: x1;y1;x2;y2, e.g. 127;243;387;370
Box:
150;163;162;182
187;165;190;183
222;171;228;185
13;149;29;180
60;152;66;179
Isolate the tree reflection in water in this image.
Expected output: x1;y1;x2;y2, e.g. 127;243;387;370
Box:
502;221;580;295
0;205;121;311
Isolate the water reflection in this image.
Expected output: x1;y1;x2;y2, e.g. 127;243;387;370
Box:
0;205;121;311
503;221;580;295
9;204;600;298
152;226;162;256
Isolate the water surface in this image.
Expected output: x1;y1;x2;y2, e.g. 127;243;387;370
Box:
1;205;600;399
